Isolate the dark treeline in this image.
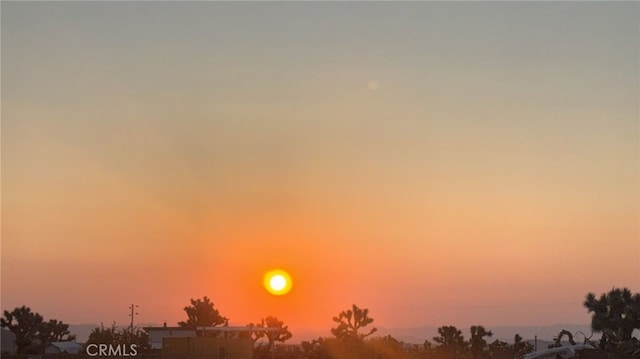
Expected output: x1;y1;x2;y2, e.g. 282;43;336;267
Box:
1;306;75;354
3;288;640;359
264;305;533;359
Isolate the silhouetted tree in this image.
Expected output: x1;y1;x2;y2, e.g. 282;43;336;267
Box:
1;306;44;354
469;325;493;359
36;319;76;352
0;306;76;354
262;316;293;354
423;339;434;354
331;304;377;341
367;335;411;358
85;323;120;347
584;287;640;341
85;323;150;352
301;337;332;359
434;326;467;359
488;339;510;359
512;334;533;358
120;327;151;351
249;316;293;359
39;319;76;342
434;326;466;347
178;296;228;329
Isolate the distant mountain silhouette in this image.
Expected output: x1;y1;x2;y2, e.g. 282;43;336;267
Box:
374;323;598;345
248;323;599;344
69;323;597;345
67;324;99;343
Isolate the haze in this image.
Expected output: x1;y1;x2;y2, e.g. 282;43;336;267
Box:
2;2;638;339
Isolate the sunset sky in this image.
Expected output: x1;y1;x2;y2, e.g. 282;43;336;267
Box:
2;2;638;339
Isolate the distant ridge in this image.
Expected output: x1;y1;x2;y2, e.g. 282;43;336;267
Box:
367;323;596;345
69;323;596;345
68;324;99;343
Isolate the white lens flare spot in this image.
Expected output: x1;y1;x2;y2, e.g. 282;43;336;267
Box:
368;80;379;91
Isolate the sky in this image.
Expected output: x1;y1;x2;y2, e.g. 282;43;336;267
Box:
2;1;639;340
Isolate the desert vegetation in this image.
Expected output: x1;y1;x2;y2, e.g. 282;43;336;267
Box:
2;287;639;358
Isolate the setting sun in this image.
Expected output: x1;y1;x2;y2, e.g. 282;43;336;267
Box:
263;269;292;296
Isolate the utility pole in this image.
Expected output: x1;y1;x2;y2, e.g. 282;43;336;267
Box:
129;304;139;332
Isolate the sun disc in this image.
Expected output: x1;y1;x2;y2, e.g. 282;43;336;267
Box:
263;270;292;296
270;275;286;290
